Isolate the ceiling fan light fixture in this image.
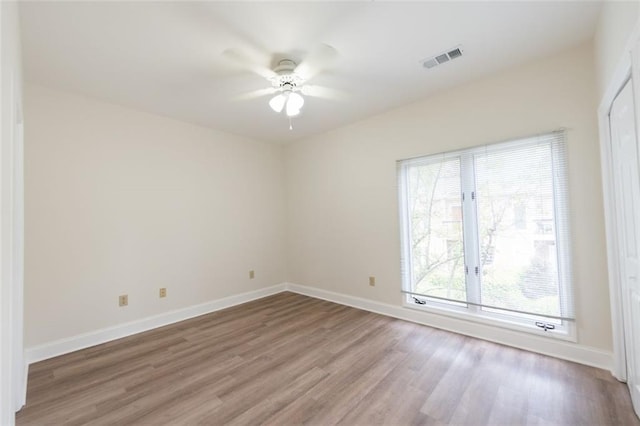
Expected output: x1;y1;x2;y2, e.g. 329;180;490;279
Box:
269;90;305;117
286;105;301;117
269;94;286;113
286;92;304;116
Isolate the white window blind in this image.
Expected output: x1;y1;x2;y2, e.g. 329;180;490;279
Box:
398;131;573;332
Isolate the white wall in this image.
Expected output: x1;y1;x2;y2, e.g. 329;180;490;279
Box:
24;85;286;348
1;0;25;421
285;43;612;354
594;0;640;98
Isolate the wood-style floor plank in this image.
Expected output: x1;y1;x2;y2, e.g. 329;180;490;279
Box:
16;292;640;425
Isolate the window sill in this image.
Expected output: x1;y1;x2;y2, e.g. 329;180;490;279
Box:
402;300;577;343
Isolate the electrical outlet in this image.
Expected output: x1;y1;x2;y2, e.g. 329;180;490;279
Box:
159;288;167;298
369;276;376;287
119;294;128;307
249;270;255;279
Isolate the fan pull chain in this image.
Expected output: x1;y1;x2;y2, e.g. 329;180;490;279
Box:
289;116;293;131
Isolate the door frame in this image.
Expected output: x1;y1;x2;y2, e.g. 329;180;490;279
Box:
598;18;640;381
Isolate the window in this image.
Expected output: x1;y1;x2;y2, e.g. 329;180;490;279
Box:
398;131;574;336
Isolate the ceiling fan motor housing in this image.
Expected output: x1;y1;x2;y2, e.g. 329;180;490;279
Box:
271;59;302;90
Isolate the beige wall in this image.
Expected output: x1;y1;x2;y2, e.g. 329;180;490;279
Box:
24;85;286;347
594;0;639;98
285;43;612;351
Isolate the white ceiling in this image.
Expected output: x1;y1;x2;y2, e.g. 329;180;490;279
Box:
20;1;602;143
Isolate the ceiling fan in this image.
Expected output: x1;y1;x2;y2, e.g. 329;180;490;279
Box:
223;45;342;128
267;58;306;117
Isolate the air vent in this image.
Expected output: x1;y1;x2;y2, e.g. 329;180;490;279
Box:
421;45;463;70
423;58;438;69
448;48;462;59
435;54;449;64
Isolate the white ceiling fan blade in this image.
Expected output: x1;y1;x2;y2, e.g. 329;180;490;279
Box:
233;87;278;101
301;85;346;101
294;44;337;82
222;48;276;81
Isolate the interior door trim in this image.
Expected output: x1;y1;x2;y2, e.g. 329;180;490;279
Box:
599;64;633;382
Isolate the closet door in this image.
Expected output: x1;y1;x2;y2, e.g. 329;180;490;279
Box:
609;76;640;416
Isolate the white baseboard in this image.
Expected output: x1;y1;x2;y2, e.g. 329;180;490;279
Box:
284;283;613;371
25;284;287;365
25;281;613;373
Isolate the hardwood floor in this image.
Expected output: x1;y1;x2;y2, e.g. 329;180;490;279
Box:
17;292;639;425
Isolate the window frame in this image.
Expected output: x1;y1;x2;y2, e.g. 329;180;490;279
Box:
397;132;575;341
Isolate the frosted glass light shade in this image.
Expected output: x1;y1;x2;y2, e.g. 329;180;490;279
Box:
288;92;304;110
286;92;304;117
286;105;301;117
269;94;286;113
270;91;304;117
